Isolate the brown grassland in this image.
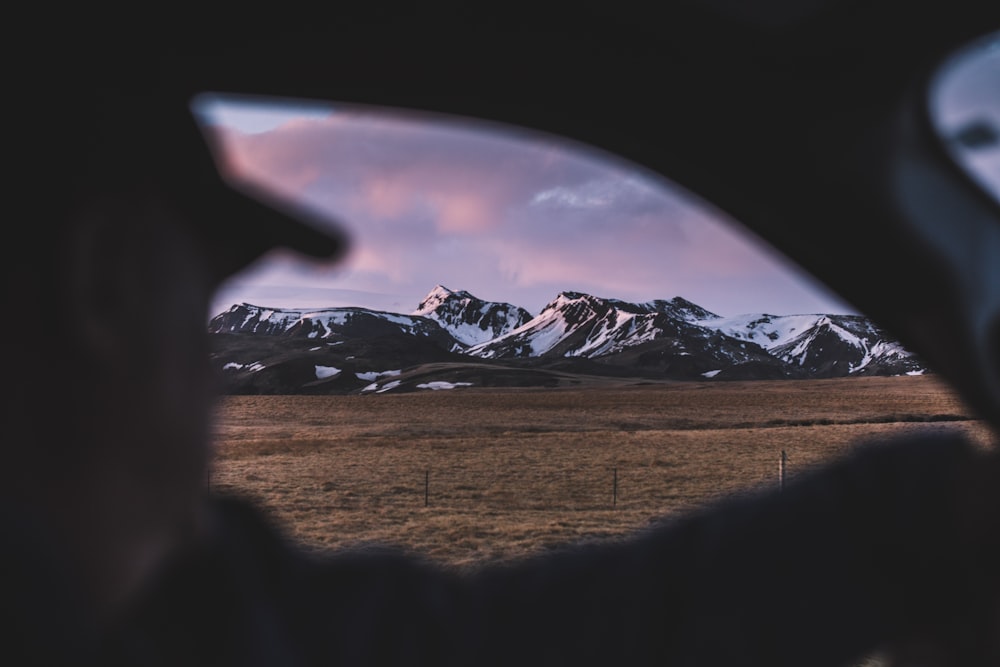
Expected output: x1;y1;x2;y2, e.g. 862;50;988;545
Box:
210;375;996;569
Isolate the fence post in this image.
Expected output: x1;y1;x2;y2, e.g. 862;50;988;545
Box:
779;450;787;492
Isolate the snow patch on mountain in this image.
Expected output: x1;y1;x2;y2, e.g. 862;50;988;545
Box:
363;379;402;394
417;381;474;390
355;369;402;381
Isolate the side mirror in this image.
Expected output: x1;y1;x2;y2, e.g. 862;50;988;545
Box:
928;31;1000;206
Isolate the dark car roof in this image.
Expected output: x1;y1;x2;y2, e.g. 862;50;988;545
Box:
30;1;1000;424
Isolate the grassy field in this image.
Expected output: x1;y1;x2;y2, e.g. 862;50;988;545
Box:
209;375;996;569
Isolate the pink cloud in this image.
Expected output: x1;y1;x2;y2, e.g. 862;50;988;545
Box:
201;101;852;317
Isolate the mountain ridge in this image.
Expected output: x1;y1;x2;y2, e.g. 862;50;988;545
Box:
207;286;926;394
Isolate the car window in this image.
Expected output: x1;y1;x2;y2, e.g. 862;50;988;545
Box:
193;93;992;567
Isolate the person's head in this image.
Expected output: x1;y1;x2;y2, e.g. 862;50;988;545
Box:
4;83;345;622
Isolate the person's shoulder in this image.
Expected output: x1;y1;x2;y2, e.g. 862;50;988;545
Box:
95;496;316;665
204;496;470;665
206;494;449;584
207;494;302;567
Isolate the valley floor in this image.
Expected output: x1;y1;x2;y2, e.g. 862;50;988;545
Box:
210;375;996;568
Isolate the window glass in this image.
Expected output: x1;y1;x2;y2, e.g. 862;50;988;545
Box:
193;93;986;565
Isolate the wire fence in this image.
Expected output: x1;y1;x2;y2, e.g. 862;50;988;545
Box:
208;453;789;513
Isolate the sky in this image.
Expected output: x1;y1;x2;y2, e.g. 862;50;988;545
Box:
194;93;855;319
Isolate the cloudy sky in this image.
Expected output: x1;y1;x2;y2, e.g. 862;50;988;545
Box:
195;93;854;319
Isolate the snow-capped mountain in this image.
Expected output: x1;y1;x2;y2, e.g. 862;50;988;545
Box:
694;313;924;376
464;292;808;379
208;303;458;349
412;285;532;347
466;292;733;359
208;287;927;394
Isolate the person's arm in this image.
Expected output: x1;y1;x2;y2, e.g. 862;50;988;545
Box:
465;430;999;667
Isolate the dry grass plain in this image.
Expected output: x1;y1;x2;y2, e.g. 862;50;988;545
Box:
210;375;996;570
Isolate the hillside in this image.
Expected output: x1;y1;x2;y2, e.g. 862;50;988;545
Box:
208;286;926;394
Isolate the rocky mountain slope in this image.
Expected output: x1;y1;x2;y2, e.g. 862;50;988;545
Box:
208;285;927;394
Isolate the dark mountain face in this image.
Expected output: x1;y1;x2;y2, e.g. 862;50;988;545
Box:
209;303;459;349
645;296;720;322
209;332;470;395
207;287;927;394
593;327;799;381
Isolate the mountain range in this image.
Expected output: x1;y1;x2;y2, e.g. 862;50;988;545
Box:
208;285;926;394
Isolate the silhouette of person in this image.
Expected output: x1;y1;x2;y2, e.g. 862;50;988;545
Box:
3;70;997;667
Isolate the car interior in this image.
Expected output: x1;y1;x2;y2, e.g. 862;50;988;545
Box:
15;3;999;665
151;4;1000;426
